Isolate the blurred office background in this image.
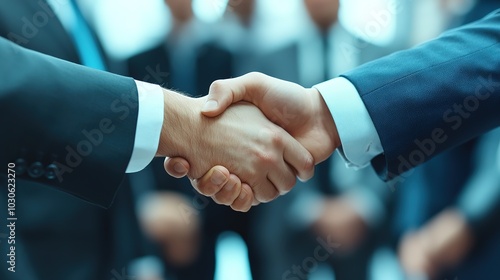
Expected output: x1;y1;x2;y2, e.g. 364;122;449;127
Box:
3;0;500;280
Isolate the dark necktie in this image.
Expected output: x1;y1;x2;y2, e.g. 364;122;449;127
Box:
321;33;330;81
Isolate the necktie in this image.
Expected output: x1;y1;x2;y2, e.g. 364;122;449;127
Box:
68;0;105;70
321;33;330;81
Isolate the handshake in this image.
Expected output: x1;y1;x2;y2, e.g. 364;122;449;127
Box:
155;72;340;212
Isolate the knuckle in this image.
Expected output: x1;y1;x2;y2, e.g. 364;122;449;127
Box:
214;193;230;206
269;129;284;146
209;80;225;92
244;169;259;183
211;195;223;205
269;189;280;201
231;203;250;212
251;182;265;201
260;127;282;143
247;71;263;80
303;154;315;173
198;182;219;196
255;150;275;165
283;176;297;193
230;196;251;212
255;131;282;164
257;189;279;203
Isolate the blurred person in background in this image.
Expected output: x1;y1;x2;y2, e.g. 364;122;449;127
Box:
128;0;233;96
217;0;311;78
391;141;476;280
127;1;261;280
0;1;147;279
397;129;500;280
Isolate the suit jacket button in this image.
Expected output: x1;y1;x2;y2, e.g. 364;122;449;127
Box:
28;162;45;178
45;164;58;180
14;159;27;175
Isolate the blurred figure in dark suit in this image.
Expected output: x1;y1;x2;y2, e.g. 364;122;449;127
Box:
128;0;232;97
127;1;239;279
397;130;500;280
0;1;145;279
393;141;475;279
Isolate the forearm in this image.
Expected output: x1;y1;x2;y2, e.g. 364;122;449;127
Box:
0;37;137;207
342;10;500;179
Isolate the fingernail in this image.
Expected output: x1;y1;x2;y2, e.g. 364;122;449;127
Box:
202;100;218;112
174;162;187;174
211;169;226;185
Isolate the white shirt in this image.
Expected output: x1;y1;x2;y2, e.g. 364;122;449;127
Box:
126;81;164;172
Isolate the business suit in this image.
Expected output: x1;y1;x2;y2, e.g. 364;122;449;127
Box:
0;5;138;208
0;1;144;279
340;10;500;181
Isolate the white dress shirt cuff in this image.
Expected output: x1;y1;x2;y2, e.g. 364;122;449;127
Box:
314;77;383;169
126;81;164;173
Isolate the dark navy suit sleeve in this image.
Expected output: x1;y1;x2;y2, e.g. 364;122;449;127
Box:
0;37;138;208
341;10;500;181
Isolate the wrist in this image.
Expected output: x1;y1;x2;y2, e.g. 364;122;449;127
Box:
156;89;202;157
309;88;341;150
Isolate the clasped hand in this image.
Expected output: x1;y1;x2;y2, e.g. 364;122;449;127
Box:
159;72;340;211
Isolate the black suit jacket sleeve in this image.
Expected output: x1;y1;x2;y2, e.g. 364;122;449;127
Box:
341;10;500;181
0;37;139;208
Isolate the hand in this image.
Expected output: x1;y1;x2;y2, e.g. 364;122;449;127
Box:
202;72;339;163
165;72;340;210
398;208;474;279
156;89;314;203
138;192;201;266
312;197;368;253
163;159;257;212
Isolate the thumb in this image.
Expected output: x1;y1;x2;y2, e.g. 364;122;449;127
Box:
201;72;267;117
